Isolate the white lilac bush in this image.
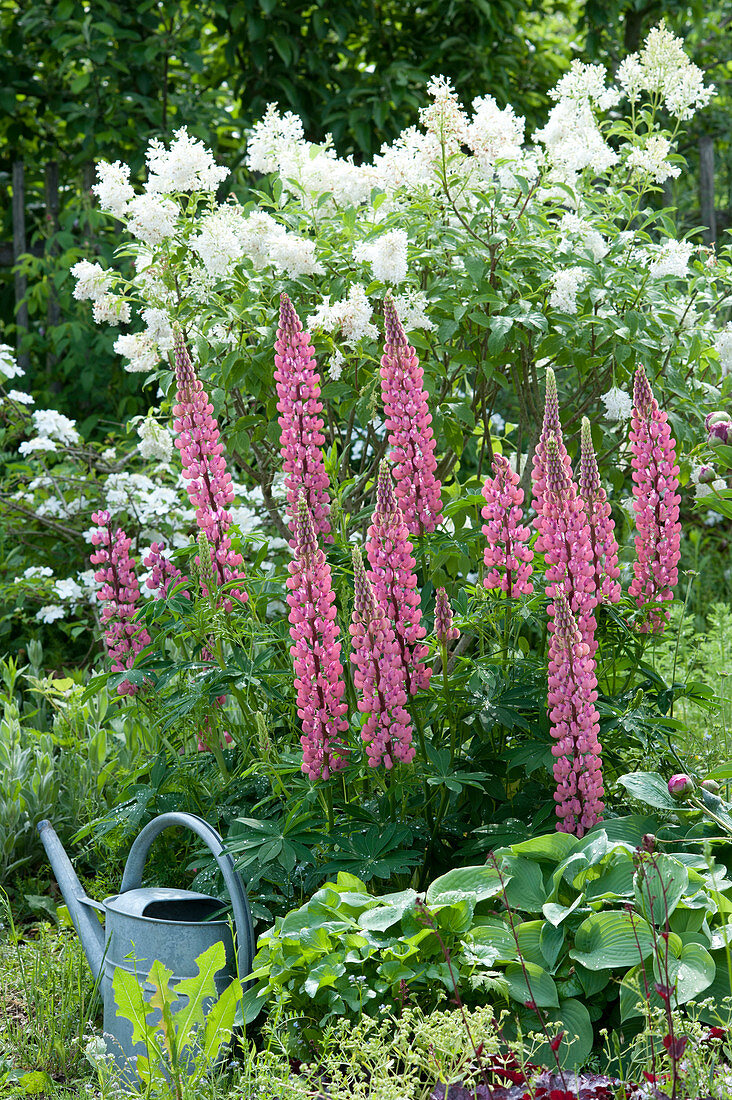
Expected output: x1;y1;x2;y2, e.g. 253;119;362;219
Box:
3;22;730;635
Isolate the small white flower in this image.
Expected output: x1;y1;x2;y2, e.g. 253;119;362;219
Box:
713;323;732;377
307;284;377;346
392;289;434;332
145;127;229;194
22;566;54;579
32;409;79;444
36;604;66;624
245;103;306;175
0;344;23;379
113;332;160;373
19;437;57;455
126;193;178;247
626;134;681;183
327;349;345;382
600;387;634;422
7;389;34;405
647;239;694;278
54;578;84;604
92;294;131;325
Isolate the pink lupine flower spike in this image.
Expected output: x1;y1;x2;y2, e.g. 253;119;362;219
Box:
482;453;534;598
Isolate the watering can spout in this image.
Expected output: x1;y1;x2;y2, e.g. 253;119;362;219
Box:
37;820;105;980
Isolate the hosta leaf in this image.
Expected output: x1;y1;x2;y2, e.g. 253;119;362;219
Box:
426;865;503;905
499;856;546;912
570;911;655;970
634;855;688;925
504;960;558;1007
617;772;679;811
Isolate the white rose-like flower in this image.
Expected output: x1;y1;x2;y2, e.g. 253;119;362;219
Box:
0;343;23;378
36;605;66;624
126;194;178;247
354;229;408;284
32;409;80;444
600;386;634;422
92;161;134;216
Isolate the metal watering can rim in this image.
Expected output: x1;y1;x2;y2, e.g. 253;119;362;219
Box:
100;886;231;925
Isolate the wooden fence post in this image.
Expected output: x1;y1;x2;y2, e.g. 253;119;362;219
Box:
12;161;30;371
699;134;716;245
45;161;61;374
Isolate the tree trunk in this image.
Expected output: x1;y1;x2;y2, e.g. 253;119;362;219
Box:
45;161;61;374
12;161;30;372
699;134;716;245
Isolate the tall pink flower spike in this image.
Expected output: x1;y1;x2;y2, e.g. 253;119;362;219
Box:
349;546;415;770
629;365;681;633
538;435;598;658
578;418;621;605
434;587;460;645
365;460;430;695
275;293;332;545
172;328;247;611
286;498;349;781
381;292;443;536
548;591;604;837
482;453;534;598
531;367;572;550
89;510;151;696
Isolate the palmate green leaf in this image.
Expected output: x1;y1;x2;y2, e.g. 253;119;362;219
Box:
570;911;655;970
172;942;226;1054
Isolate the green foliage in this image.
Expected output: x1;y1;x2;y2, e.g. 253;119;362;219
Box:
244;825;732;1067
108;941;241;1096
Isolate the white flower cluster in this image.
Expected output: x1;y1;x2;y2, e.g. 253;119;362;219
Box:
145;127;229;194
307;284;378;346
714;324;732;377
0;343;23;379
549;267;588;314
558;213;607;261
18;409;80;456
626;134;680;184
6;389;34;405
617;22;715;120
600;387;634;422
71;260;130;326
193;207;323;280
137;417;173;463
647;239;694;279
392;289;434;332
354;229;409;284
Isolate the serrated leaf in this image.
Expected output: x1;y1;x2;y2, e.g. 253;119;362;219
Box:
147;958;179;1064
172;942;226;1053
112;966;152;1048
201;978;242;1068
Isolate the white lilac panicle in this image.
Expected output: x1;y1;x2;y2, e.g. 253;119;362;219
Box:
354;229;409;285
0;344;22;378
534;98;617;179
600;387;634;422
558;214;607;261
145;127;229;194
371;126;440;194
419;75;470;151
549;61;620;109
193;205;247;277
92;161;134;216
141;308;174;354
71;260;113;302
307;284;377;346
626;134;680;184
549;267;587;314
137;417;173;463
113;332;160;374
92;294;131;325
648;239;694;278
714;324;732;376
32;409;80;445
245;103;306;174
617;22;715;120
7;389;33;405
393;289;434;332
327;349;345;382
466;95;525;170
125;194;178;247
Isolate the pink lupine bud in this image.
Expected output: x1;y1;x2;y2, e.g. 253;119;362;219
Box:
286;497;349;781
539;435;597;658
89;510;151;695
531;367;572;548
275;294;332;545
434;587;460;645
697;465;716;484
172;328;247;611
143;542;190;600
481;453;534;598
629;365;681;633
548;591;604;836
578;418;620;605
381;293;443;536
349;546;415;769
668;774;694;798
365;461;430;695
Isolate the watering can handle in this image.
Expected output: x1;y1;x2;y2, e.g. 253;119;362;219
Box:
120;812;255;986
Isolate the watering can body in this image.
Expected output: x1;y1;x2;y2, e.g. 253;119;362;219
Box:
38;812;254;1083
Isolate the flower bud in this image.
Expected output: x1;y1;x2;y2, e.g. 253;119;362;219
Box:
701;778;720;794
709;421;732;448
668;773;694;798
705;411;732;431
697;465;716;484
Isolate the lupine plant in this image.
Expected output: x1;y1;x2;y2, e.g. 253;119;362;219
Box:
3;23;730;899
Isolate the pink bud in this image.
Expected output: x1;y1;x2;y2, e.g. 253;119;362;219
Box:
668;774;693;798
697;465;716;484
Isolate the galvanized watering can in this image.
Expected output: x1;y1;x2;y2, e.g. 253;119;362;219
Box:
38;812;254;1080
